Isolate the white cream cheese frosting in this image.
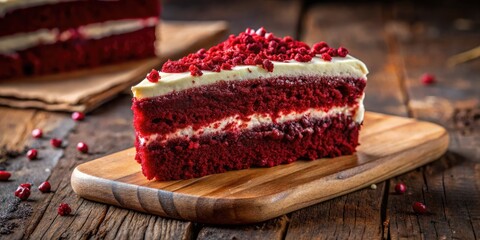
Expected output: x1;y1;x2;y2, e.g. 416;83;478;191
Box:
0;17;158;54
138;104;363;145
132;55;369;99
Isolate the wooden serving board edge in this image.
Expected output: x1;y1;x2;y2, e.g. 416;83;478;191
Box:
71;114;449;224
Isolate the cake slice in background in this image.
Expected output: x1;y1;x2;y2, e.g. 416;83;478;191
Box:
131;27;368;181
0;0;161;80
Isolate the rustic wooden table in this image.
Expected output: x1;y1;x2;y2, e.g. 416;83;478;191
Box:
1;0;479;239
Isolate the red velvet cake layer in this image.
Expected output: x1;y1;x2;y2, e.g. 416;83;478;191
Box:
132;76;366;136
0;27;156;79
135;114;360;181
0;0;160;37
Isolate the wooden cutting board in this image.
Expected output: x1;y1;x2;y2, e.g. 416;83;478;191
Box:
71;112;449;224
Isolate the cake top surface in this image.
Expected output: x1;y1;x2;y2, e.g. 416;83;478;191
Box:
161;27;350;77
132;28;369;99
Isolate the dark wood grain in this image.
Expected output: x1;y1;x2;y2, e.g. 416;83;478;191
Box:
287;3;410;239
197;216;289;240
18;96;194;240
0;108;74;238
71;112;448;224
385;2;480;239
163;0;302;37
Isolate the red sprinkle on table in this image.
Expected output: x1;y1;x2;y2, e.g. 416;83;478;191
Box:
147;69;160;82
32;128;43;138
160;27;349;76
77;142;88;153
27;149;38;160
72;112;85;121
412;202;427;214
0;171;11;181
421;73;436;85
58;203;71;216
394;182;407;194
50;138;62;148
14;185;30;201
38;181;51;193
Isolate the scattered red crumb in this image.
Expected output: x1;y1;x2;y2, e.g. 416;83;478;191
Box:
412;202;427;214
32;129;43;138
50;138;62;148
160;27;349;76
38;181;51;193
14;186;30;201
76;142;88;153
58;203;71;216
421;73;436;85
26;149;38;160
0;171;11;181
71;112;85;121
146;69;160;82
20;183;31;189
394;182;407;194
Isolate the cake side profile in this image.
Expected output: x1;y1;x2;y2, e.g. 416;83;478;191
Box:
131;28;368;181
0;0;160;80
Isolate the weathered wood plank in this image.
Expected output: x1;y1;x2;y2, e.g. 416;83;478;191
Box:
0;108;74;239
163;0;302;37
95;207;193;240
22;96;193;240
385;2;480;239
286;183;386;240
286;3;409;239
197;216;288;240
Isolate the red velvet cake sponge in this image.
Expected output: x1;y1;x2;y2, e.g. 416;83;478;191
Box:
131;27;368;181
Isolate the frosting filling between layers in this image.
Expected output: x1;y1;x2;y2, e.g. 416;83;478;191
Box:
0;17;158;54
132;55;369;99
138;102;364;146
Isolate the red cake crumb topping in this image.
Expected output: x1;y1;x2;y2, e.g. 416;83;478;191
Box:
322;53;332;62
147;69;161;82
337;47;349;57
160;28;349;76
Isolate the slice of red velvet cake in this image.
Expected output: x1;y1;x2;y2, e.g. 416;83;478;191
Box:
132;27;368;181
0;0;161;80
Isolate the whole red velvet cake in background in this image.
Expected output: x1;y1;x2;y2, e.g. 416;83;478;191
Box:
131;27;368;181
0;0;161;80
